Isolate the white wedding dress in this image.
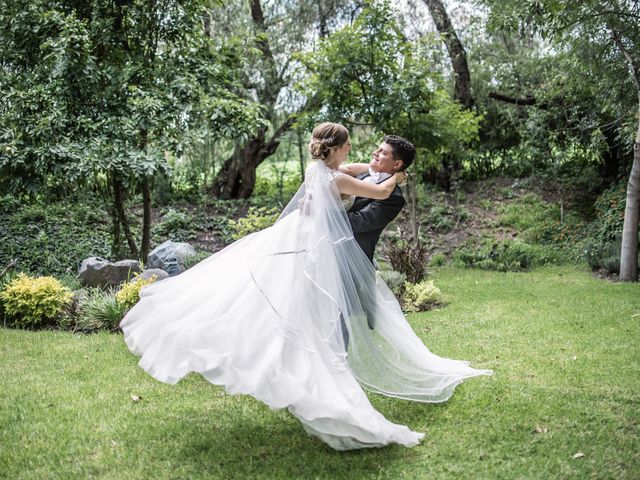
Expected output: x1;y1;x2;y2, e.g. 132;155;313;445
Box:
121;160;492;450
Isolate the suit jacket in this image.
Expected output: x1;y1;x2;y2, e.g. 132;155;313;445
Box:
347;173;405;262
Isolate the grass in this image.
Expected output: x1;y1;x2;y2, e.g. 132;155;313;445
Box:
1;266;639;479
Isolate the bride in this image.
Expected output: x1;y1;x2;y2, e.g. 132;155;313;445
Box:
121;122;492;451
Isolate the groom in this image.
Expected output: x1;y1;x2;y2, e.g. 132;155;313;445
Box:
347;135;416;263
343;135;415;336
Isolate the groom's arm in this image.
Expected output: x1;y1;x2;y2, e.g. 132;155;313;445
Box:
347;193;405;234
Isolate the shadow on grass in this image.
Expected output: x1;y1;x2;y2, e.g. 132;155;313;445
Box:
132;395;450;477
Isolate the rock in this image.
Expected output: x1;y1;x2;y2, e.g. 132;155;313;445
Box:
78;257;142;288
131;268;169;283
147;240;196;276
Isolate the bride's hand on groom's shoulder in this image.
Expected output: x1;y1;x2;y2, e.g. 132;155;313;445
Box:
395;170;408;186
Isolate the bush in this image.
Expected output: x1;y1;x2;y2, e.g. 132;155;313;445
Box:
0;274;72;328
378;269;407;298
584;238;622;274
229;207;279;240
403;280;443;312
453;239;564;272
430;253;446;267
116;276;157;310
183;250;211;270
70;288;127;332
154;208;199;242
0;199;111;277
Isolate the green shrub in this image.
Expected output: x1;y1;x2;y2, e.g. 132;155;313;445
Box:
584;238;622;274
71;288;127;332
183;250;211;270
590;181;627;244
403;280;443;312
453;239;564;272
0;199;111;277
430;253;447;267
0;274;72;328
229;207;279;240
378;269;407;297
154;207;199;242
116;276;157;310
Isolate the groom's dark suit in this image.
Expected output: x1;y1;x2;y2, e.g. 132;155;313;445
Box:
340;172;405;339
347;173;405;263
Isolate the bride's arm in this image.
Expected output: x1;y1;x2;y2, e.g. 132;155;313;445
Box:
338;163;369;177
335;171;405;200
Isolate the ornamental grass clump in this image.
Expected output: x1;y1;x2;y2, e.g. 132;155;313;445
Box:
403;279;443;313
0;273;72;328
116;276;157;310
74;288;127;332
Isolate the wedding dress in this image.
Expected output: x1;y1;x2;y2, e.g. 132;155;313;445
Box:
121;160;492;450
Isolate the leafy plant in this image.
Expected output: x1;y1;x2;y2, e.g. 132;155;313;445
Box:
430;253;447;267
72;288;127;333
183;251;212;270
0;274;72;328
116;276;157;311
378;269;407;298
403;280;443;312
229;207;279;241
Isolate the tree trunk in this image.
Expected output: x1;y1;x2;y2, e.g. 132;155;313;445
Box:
619;118;640;281
212;116;297;198
422;0;473;109
112;171;138;259
139;129;152;262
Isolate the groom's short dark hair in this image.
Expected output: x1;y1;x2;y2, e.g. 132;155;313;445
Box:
383;135;416;170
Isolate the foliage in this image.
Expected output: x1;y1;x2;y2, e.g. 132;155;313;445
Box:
154;208;200;243
453;238;565;272
377;269;407;298
300;0;480;174
384;233;430;283
584;238;622;274
430;253;447;267
424;203;470;232
0;273;72;328
402;279;443;312
590;180;627;244
115;276;157;311
229;207;280;241
0;0;263;199
0;197;111;276
183;251;212;270
70;288;126;333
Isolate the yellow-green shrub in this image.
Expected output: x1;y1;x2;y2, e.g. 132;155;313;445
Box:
403;279;443;312
116;276;157;310
0;274;72;328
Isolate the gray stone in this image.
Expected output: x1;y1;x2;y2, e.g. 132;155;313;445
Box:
131;268;169;283
78;257;142;288
147;240;196;276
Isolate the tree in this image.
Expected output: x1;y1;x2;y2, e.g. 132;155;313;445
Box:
422;0;473;109
482;0;640;280
301;0;480;175
208;0;359;199
0;0;262;260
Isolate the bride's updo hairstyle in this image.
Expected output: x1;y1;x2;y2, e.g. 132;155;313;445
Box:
309;122;349;161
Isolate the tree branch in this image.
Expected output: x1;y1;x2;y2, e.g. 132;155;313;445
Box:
488;91;548;109
610;29;640;94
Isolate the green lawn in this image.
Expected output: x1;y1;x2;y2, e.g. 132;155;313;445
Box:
1;266;638;479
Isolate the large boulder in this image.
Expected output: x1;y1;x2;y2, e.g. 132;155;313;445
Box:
78;257;142;288
147;240;196;276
